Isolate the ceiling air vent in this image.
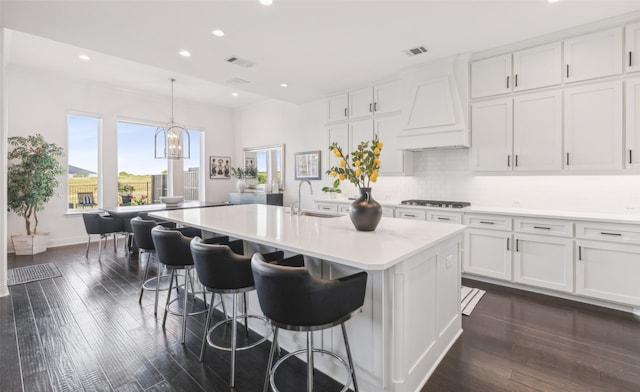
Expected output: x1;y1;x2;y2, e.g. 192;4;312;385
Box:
226;77;251;86
405;46;428;57
225;56;256;68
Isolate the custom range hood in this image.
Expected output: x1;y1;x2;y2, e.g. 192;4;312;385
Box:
397;54;471;150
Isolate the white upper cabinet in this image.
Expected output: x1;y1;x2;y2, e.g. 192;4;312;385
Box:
513;42;562;92
373;81;401;116
326;82;401;124
471;54;512;98
327;123;348;169
625;22;640;73
375;115;412;176
470;98;513;172
625;77;640;168
349;119;375;153
349;87;374;120
564;28;623;83
564;81;623;170
513;90;563;171
326;94;348;123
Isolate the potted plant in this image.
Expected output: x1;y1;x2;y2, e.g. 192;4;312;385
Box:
231;167;248;193
119;183;135;205
7;134;64;255
321;178;342;199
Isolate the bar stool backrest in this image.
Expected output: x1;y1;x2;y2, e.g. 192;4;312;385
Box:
130;217;157;251
151;226;194;267
190;237;254;291
251;254;368;329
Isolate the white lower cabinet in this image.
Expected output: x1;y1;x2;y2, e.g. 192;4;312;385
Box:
576;239;640;306
513;233;573;293
464;228;512;281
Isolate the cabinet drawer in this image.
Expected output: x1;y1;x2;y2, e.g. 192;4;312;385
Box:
513;217;573;237
316;203;339;213
464;214;512;231
338;204;351;213
427;211;463;224
395;208;426;221
575;222;640;244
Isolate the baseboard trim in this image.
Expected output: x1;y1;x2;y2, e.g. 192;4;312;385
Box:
0;282;8;297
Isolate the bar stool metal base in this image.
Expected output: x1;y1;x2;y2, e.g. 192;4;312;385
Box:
206;314;272;352
269;348;352;392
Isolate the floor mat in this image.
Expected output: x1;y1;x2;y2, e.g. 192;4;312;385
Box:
7;263;62;286
461;286;486;316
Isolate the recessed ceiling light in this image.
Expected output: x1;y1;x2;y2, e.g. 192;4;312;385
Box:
259;0;273;5
212;29;225;37
78;54;90;61
280;83;288;87
179;50;191;57
232;92;239;97
547;0;561;3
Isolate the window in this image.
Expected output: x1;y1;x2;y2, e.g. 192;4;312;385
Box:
117;121;202;205
67;114;100;211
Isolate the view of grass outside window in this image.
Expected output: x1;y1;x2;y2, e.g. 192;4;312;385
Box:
117;121;201;206
67;114;100;210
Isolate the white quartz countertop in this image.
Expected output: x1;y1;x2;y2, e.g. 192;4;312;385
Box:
150;204;465;271
314;198;640;225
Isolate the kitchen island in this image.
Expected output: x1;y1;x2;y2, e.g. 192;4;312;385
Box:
151;204;465;392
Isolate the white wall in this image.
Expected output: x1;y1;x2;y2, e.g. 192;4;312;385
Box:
6;65;236;250
233;98;326;210
1;29;8;296
234;98;640;216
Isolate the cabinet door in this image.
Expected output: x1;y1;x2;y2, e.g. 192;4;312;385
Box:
471;54;512;98
373;81;401;116
326;93;348;123
349;119;375;153
564;81;623;170
625;77;640;169
348;87;373;120
564;28;623;83
464;229;512;281
375;115;411;175
513;234;573;293
513;42;562;91
513;90;562;171
327;124;348;170
625;22;640;73
576;240;640;306
470;98;513;172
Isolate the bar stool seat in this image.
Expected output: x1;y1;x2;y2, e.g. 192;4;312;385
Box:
190;237;302;388
251;253;367;392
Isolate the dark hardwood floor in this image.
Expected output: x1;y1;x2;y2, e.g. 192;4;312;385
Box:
3;242;640;392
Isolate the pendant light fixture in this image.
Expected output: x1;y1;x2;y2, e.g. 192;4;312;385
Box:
155;78;190;159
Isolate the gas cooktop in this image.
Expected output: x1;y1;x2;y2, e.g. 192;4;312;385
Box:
400;199;471;209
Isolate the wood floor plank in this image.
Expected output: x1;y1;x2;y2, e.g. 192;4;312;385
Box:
0;295;23;392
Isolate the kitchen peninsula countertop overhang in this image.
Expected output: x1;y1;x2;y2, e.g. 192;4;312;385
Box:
149;204;466;271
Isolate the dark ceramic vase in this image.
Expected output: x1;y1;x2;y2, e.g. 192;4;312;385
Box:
349;187;382;231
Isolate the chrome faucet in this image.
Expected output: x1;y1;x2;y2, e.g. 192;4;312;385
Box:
291;180;313;215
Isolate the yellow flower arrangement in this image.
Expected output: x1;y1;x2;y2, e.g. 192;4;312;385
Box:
326;137;384;189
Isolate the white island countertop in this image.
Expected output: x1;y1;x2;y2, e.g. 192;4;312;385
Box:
150;204;465;271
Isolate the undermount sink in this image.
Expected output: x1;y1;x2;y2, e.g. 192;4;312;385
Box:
299;210;343;218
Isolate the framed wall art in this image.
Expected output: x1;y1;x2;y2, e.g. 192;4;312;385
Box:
294;150;321;180
210;156;231;179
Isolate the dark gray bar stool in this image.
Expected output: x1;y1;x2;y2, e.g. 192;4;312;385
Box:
151;225;212;344
82;213;125;260
190;237;300;388
251;253;367;392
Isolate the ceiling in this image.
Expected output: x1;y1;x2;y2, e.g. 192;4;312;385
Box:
3;0;640;108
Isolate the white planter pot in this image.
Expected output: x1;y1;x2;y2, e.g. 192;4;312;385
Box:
12;233;49;255
236;179;247;193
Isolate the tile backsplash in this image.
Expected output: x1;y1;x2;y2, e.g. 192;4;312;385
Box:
372;149;640;214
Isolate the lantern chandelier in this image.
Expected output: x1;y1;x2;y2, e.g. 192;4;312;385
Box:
155;78;190;159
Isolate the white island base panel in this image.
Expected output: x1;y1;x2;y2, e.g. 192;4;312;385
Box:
246;236;462;392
